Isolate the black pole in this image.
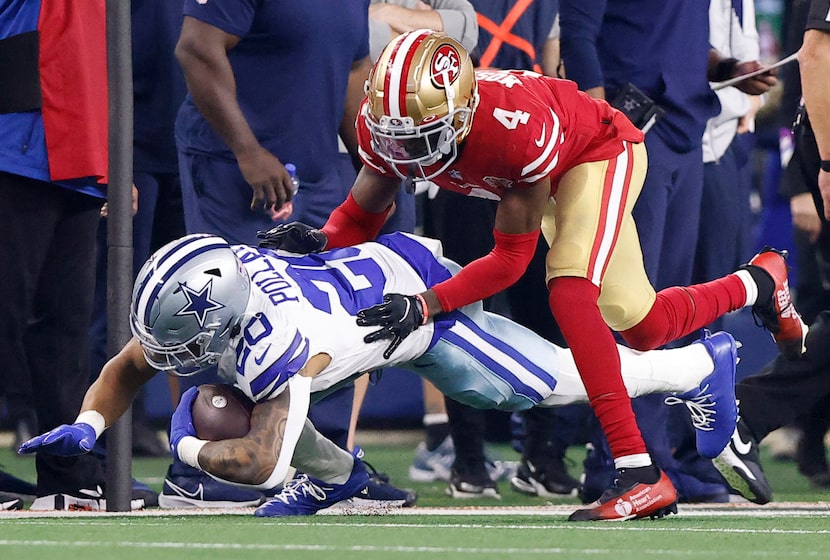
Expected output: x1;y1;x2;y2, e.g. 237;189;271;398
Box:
105;0;134;512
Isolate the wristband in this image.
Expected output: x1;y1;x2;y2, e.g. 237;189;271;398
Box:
414;293;429;325
75;410;107;439
821;160;830;173
177;436;208;469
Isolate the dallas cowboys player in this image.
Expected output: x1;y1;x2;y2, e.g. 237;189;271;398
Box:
20;232;737;517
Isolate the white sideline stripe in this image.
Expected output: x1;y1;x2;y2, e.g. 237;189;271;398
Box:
0;540;826;556
2;503;830;522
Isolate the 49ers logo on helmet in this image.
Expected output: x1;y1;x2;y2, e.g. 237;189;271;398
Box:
430;44;461;87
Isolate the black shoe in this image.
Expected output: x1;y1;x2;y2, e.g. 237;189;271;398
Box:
712;420;773;504
510;458;580;498
0;491;23;511
446;464;500;499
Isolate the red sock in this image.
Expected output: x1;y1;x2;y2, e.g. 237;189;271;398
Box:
622;274;747;350
548;276;647;459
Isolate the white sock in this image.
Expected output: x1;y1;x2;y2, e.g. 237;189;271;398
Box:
614;453;652;470
736;269;758;307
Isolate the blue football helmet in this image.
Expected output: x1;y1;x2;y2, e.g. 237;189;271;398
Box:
130;234;251;376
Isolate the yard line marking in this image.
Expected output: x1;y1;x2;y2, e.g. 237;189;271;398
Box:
0;540;825;556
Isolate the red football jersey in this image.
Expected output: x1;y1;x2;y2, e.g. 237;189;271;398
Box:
357;70;643;198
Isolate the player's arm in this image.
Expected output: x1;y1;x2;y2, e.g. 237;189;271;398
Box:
357;179;550;359
175;16;295;212
18;338;157;455
177;353;332;488
424;178;550;315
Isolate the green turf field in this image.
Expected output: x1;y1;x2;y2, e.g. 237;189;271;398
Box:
2;438;830;559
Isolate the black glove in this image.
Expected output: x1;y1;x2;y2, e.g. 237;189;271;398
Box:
257;222;327;253
357;293;426;359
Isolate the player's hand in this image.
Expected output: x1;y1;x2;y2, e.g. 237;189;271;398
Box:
257;222;327;253
733;61;777;95
357;293;426;359
169;386;199;460
17;423;97;456
236;146;295;213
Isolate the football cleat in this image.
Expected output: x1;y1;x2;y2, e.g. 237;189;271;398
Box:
254;459;370;517
158;464;265;509
664;330;738;459
446;466;500;499
510;458;580;498
745;248;808;360
568;467;678;522
333;447;416;510
712;420;773;504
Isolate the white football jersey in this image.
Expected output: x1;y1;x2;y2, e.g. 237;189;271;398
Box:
222;233;446;402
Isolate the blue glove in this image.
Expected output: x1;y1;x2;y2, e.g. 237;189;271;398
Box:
18;423;97;456
169;386;200;459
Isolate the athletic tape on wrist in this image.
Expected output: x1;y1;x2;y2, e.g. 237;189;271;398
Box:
74;410;107;439
177;436;208;469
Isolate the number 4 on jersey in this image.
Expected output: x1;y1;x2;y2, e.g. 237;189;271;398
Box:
493;107;530;130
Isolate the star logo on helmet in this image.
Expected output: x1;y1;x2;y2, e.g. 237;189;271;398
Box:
174;280;225;328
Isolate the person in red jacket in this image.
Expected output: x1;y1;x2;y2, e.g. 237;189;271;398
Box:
259;30;808;521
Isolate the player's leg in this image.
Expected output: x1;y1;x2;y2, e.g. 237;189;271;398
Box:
545;142;677;521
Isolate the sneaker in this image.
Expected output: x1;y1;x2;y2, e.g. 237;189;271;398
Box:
568;466;678;521
745;248;808;360
510;458;580;498
446;465;500;499
254;459;370;517
1;492;24;511
409;437;517;483
664;330;738;459
158;465;265;508
30;486;147;511
712;420;773;504
409;437;454;482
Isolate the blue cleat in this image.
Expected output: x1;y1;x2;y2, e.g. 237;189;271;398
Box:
158;461;265;509
665;330;738;459
254;458;370;517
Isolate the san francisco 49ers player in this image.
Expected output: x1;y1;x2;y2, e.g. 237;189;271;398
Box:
258;29;809;521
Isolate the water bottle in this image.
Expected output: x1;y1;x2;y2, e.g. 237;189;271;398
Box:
285;162;299;196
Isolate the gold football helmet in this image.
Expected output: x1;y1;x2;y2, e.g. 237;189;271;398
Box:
365;29;479;180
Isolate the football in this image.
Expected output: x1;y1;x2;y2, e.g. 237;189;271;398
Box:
191;384;255;441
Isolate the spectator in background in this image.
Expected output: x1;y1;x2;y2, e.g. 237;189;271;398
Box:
559;0;776;504
168;0;411;508
0;0;129;511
